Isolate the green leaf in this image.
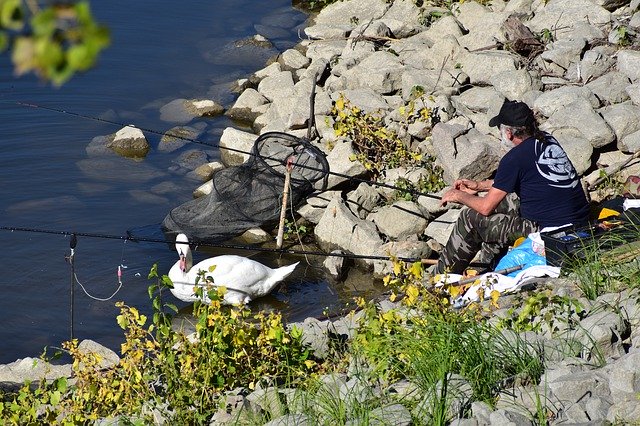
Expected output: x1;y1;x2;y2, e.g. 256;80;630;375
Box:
0;31;7;52
30;8;56;37
1;0;23;30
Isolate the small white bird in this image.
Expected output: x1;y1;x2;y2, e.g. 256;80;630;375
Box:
168;233;299;305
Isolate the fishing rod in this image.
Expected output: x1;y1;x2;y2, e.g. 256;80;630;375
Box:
13;100;443;201
0;225;439;264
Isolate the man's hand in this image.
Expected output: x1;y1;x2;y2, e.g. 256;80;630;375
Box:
454;179;480;194
440;188;461;207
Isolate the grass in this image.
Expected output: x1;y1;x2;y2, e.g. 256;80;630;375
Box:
2;247;639;424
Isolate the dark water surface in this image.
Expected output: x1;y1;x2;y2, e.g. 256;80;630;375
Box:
0;1;379;364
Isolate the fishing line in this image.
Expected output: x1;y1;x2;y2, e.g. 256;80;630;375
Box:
11;100;443;201
0;225;432;263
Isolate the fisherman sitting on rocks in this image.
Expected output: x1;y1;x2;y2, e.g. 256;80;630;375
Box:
435;100;590;274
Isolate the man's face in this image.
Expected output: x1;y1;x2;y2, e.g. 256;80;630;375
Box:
500;125;514;150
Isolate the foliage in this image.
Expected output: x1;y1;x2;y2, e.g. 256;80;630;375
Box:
282;218;312;241
331;94;445;190
0;0;109;85
391;175;445;202
351;260;545;422
0;264;318;424
497;290;585;335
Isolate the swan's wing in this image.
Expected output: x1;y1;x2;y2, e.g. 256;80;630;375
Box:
192;256;271;291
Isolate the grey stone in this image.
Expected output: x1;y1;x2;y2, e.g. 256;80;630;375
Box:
330;88;390;114
367;403;412;426
342;51;405;95
401;66;468;99
491;69;542;101
526;0;611;40
226;88;269;122
620;128;640;153
626;83;640;106
184;99;224;117
297;191;342;224
106;126;150;159
310;0;390;28
424;208;462;246
324;141;368;189
579;45;617;83
263;413;310;426
0;357;72;385
218;127;256;166
533;86;599;118
323;250;348;281
540;37;587;70
579;310;629;359
488;408;533;426
599;102;640;146
587;71;631;105
455;2;507;51
158;124;206;153
368;200;428;240
617;49;640;82
346;183;381;220
314;198;383;268
258;70;295;103
540;98;615;148
380;0;424;38
431;124;501;183
457;51;519;85
288;317;330;359
172;149;209;171
278;48;310;72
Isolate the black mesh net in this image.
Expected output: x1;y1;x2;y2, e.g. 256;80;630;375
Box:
161;132;329;242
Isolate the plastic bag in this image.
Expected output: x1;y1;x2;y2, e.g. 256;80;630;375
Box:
495;236;547;277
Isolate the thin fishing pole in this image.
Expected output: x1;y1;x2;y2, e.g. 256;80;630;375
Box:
13;100;442;200
0;225;434;263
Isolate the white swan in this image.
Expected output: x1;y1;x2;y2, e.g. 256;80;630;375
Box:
168;233;299;305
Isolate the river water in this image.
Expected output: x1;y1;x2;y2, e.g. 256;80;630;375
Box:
0;1;380;364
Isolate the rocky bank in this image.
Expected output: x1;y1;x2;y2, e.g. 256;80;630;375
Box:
5;0;640;424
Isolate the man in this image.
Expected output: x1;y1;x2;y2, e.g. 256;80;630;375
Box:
435;100;590;274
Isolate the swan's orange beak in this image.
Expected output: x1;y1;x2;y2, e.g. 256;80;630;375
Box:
179;251;187;273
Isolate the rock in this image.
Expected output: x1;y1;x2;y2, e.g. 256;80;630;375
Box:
579;45;617;83
365;404;411;426
341;51;405;94
368;200;428;240
526;0;611;40
258;70;295;103
106;126;150;159
616;49;640;82
0;357;72;386
587;71;631;105
346;183;381;219
314;198;383;268
424;208;462;247
288;317;331;359
297;191;342;224
490;69;542;101
540;37;587;71
533;85;599;118
578;311;629;359
457;51;519;85
324;141;368;189
540;98;615;148
158;124;206;153
373;240;433;276
78;339;120;370
190;161;224;182
184;99;224;117
431;124;501;183
264;414;311;426
171;149;209;172
323;250;349;281
226;88;269;123
238;228;272;244
219;127;257;166
278;48;310;72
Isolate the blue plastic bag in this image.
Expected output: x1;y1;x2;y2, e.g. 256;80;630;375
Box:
494;237;546;277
